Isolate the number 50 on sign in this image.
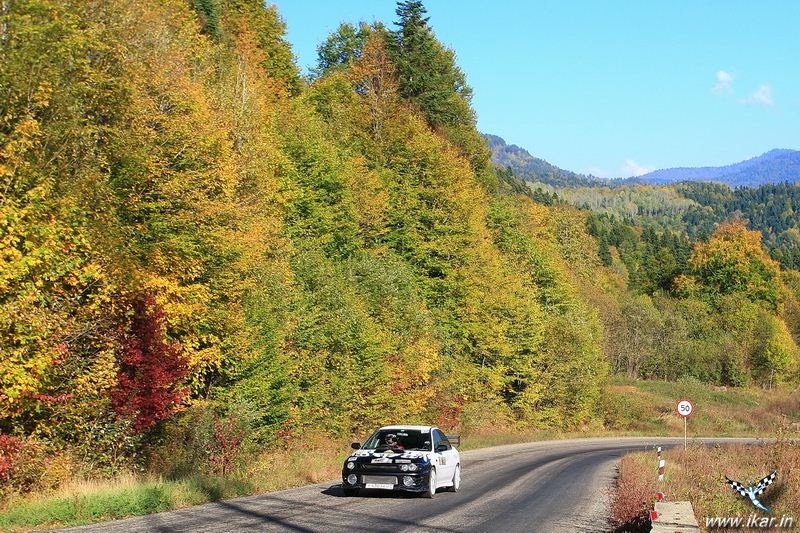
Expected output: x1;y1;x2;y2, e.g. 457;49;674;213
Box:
676;399;693;417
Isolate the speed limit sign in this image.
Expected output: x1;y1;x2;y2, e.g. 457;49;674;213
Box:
676;399;694;417
676;399;694;449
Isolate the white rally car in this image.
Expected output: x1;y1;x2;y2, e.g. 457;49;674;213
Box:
341;425;461;498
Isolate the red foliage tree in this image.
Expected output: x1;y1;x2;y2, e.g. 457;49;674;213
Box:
112;296;189;433
0;435;22;484
0;435;44;494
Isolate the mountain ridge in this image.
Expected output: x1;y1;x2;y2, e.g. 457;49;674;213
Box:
483;133;603;187
485;133;800;188
633;148;800;187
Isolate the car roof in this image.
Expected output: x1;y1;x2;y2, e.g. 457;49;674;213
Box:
378;425;435;432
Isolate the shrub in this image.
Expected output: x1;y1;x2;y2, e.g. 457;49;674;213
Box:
148;403;252;478
609;454;656;532
0;435;46;497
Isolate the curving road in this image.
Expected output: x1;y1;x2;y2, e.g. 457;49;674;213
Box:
62;437;756;533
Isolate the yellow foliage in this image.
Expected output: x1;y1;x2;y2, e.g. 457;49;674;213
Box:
689;220;782;309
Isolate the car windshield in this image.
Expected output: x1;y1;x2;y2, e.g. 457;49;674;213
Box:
361;429;431;451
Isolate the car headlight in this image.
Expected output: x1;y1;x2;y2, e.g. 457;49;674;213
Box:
346;474;358;485
407;463;418;471
400;464;409;471
346;461;355;470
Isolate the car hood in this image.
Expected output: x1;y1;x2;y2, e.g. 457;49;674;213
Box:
348;449;432;462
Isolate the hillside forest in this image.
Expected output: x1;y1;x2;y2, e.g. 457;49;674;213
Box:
1;0;799;496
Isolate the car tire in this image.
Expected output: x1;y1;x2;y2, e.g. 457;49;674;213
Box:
446;464;460;492
422;468;436;498
343;488;359;497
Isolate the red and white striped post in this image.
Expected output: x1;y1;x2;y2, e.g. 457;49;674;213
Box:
652;446;666;521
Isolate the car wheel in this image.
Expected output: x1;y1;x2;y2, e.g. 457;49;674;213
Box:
447;464;460;492
343;488;359;497
422;468;437;498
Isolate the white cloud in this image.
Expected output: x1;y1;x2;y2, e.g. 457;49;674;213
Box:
622;159;654;177
740;84;774;106
712;70;734;93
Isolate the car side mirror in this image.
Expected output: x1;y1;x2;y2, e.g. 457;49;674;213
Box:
351;442;361;450
435;444;448;452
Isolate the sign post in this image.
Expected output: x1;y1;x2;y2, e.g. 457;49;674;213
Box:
676;399;694;450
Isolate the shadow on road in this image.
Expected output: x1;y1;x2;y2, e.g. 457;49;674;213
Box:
321;484;420;498
214;500;319;533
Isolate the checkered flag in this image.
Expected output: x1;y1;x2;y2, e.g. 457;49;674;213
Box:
725;476;749;498
754;471;777;496
725;470;777;513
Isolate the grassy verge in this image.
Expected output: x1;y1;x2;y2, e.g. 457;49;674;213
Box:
2;379;798;532
0;475;247;532
0;443;349;532
610;440;800;531
604;376;800;436
609;450;657;532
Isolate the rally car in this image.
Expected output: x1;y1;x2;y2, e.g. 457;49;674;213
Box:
341;425;460;498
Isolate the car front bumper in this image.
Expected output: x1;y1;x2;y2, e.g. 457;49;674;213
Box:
341;470;432;492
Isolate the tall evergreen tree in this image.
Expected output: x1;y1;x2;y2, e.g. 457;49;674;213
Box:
388;1;473;128
387;1;490;174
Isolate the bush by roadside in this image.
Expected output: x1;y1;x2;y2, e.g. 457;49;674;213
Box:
609;453;657;532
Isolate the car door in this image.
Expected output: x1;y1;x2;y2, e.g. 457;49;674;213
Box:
432;429;455;484
441;433;459;470
439;432;459;481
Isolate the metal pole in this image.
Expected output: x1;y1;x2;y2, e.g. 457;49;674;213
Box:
684;416;687;450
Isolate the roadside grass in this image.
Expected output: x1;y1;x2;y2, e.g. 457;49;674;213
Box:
611;439;800;531
2;379;798;532
604;377;800;436
609;452;657;532
0;474;251;531
0;443;350;532
458;429;569;451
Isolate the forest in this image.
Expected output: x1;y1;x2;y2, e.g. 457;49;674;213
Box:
551;181;800;269
1;0;798;499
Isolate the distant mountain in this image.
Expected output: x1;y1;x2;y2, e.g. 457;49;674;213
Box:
484;134;602;187
486;134;800;189
634;149;800;187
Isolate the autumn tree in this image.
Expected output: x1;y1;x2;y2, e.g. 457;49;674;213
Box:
750;313;799;387
0;0;124;434
219;0;301;94
688;220;782;310
112;296;189;432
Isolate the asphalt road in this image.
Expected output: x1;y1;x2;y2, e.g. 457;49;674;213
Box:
61;437;757;533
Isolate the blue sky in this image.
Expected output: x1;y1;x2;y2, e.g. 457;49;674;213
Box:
275;1;800;178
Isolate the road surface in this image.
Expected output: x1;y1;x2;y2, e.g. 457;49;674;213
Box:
62;437;757;533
